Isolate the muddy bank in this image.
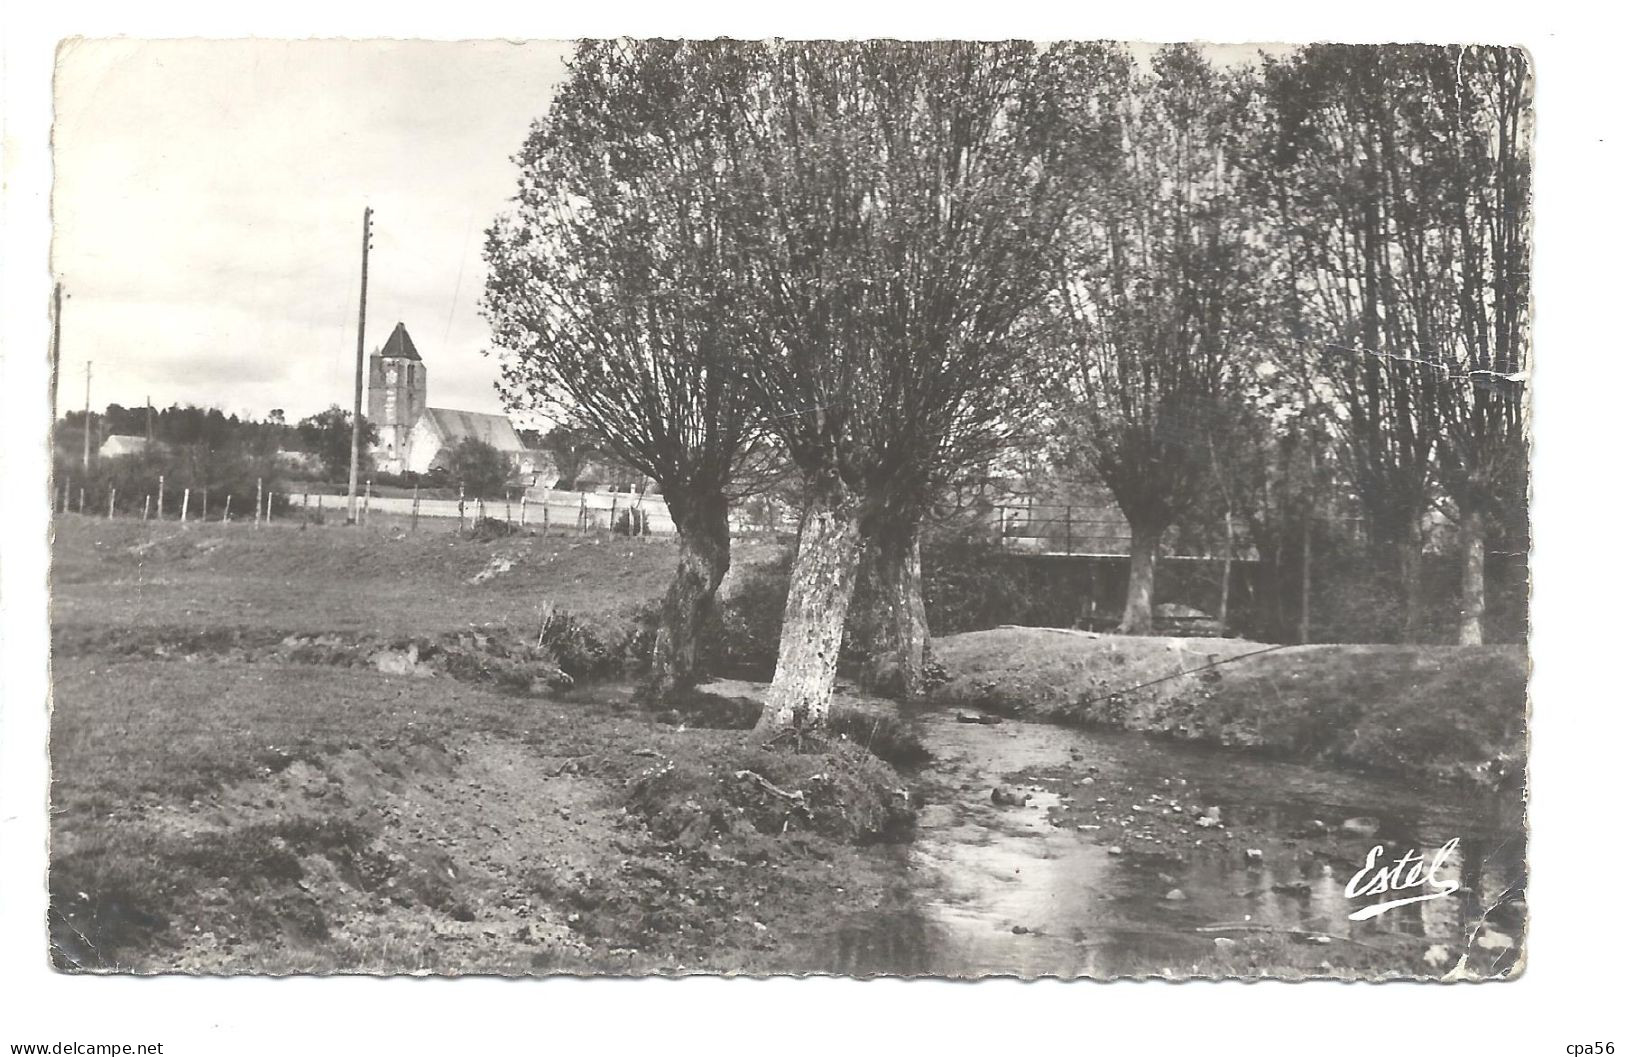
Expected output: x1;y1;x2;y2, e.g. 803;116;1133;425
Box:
51;661;917;975
932;628;1527;788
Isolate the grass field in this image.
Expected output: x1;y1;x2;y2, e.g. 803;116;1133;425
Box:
48;515;905;974
52;516;781;638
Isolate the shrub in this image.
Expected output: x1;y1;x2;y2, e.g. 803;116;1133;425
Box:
612;507;649;537
54;445;288;522
703;555;794;678
463;516;521;540
626;741;913;847
538;611;627;681
827;708;930;769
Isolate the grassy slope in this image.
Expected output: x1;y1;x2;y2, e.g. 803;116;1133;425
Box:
933;627;1527;786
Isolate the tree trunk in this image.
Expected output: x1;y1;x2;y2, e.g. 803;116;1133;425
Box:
863;521;930;700
1397;520;1427;644
1458;506;1486;646
642;489;731;701
753;488;864;740
1119;522;1162;635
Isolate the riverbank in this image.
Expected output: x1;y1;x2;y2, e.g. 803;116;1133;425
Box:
50;658;916;974
932;628;1527;789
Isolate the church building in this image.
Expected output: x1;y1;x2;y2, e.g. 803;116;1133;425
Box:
366;322;533;477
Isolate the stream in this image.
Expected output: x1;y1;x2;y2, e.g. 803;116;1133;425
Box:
816;705;1526;980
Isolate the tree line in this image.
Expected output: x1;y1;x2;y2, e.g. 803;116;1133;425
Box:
481;41;1531;738
58;403;562;501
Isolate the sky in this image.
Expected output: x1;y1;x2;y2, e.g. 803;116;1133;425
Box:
52;39;572;424
50;39;1282;429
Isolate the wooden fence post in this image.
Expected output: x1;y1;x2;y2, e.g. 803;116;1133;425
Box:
363;479;372;524
157;475;165;519
477;497;486;523
108;488;116;519
610;493;619;535
143;494;151;521
255;478;263;529
411;484;420;532
181;487;190;524
201;488;209;520
458;484;466;533
78;487;85;514
542;493;549;535
265;491;273;524
505;490;513;526
578;493;587;535
223;495;232;523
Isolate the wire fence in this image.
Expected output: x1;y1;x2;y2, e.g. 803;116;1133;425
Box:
49;474;798;541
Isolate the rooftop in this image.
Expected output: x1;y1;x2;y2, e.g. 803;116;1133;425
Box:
377;322;421;361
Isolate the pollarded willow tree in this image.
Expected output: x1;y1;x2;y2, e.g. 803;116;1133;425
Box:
483;40;768;698
720;41;1127;732
1256;45;1458;643
1048;47;1266;634
1434;46;1531;645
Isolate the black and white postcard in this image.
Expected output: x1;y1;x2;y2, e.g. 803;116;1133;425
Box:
41;36;1530;982
12;12;1620;1054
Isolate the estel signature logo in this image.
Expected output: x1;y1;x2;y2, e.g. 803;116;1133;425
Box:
1343;837;1461;921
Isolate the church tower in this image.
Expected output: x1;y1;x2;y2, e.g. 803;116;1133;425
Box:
367;322;428;474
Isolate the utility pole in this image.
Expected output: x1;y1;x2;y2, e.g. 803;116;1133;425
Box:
347;206;373;525
81;360;92;471
50;283;63;422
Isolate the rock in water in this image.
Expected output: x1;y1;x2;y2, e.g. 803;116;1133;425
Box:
1244;848;1265;865
1341;817;1381;838
991;786;1030;807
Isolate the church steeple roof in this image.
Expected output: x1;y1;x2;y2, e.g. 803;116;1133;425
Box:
378;322;421;361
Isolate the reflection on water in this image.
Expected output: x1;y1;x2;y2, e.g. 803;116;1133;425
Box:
821;708;1525;979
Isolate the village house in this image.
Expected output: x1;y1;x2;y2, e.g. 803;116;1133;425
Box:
97;434;152;459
